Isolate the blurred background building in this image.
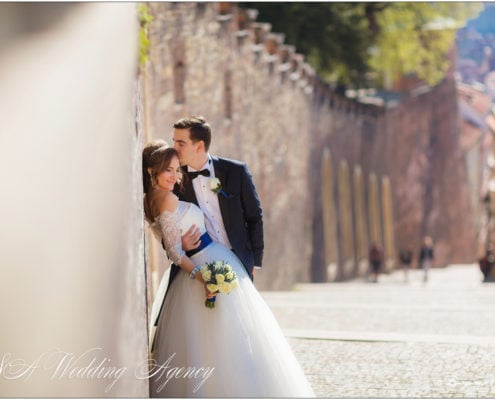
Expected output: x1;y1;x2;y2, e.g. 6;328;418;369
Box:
455;3;495;276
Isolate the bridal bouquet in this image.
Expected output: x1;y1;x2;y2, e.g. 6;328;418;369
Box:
200;261;239;308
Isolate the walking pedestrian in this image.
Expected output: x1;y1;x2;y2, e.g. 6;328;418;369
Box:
479;245;495;282
369;242;383;283
399;248;413;282
419;236;434;283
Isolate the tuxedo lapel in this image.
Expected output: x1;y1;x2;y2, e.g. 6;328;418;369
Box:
212;157;230;232
177;166;199;205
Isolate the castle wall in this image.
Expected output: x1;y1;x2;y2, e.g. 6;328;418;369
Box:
144;3;477;289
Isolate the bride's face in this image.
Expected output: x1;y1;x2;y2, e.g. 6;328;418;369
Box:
156;156;181;191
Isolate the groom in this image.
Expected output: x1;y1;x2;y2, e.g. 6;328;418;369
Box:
170;116;264;285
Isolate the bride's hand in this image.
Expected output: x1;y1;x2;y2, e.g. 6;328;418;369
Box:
204;286;216;299
181;225;201;251
191;269;214;298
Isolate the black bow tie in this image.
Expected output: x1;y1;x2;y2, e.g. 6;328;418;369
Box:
187;169;211;179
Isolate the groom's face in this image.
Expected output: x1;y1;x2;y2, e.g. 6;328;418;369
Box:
173;128;200;167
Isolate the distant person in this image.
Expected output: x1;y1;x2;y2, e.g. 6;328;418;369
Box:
399;248;413;282
479;245;495;282
419;236;434;283
369;242;383;283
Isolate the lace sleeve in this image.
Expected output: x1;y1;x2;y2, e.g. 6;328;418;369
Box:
155;209;185;265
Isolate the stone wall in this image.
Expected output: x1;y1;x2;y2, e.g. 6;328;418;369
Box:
309;79;477;280
143;3;477;289
0;3;149;396
144;3;313;290
385;81;477;266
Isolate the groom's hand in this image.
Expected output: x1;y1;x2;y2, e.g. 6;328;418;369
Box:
181;225;201;251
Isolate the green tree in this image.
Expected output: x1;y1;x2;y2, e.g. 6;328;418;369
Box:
241;3;373;85
137;3;154;66
370;2;483;86
241;2;483;88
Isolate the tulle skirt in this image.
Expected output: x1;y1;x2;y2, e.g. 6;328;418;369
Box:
149;242;315;398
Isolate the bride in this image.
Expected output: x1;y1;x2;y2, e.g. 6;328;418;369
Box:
144;143;314;398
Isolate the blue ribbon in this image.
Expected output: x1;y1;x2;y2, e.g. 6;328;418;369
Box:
186;232;213;257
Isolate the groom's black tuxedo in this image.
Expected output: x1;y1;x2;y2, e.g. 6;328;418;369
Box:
168;155;264;286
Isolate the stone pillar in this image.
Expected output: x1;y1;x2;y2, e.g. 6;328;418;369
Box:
252;22;271;63
235;7;258;31
382;176;396;272
353;165;369;276
368;172;383;250
321;148;338;281
264;33;283;75
338;160;355;279
278;44;294;83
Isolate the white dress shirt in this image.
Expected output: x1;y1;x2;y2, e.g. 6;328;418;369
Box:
188;155;233;250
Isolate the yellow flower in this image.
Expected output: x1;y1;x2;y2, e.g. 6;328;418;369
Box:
218;282;232;293
200;265;208;272
216;274;225;283
206;283;218;293
201;270;212;281
225;271;233;280
231;279;239;289
214;261;223;269
224;264;232;272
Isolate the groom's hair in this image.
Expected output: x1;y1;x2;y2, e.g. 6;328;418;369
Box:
173;116;211;151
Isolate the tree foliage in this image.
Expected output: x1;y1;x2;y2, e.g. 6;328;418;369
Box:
370;2;483;86
137;3;154;66
241;2;483;88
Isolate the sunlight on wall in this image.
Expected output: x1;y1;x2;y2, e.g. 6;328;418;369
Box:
0;3;148;397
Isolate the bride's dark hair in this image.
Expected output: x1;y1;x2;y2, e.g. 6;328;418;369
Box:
142;140;168;194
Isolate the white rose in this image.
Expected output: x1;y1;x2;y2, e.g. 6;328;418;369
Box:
210;177;221;190
218;282;232;294
201;270;212;281
206;283;218;293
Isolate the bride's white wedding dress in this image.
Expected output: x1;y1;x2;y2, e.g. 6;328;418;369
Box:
148;201;314;398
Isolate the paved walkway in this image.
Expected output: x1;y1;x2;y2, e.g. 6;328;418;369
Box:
261;264;495;398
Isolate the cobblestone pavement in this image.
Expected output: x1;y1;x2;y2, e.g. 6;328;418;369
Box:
261;265;495;398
